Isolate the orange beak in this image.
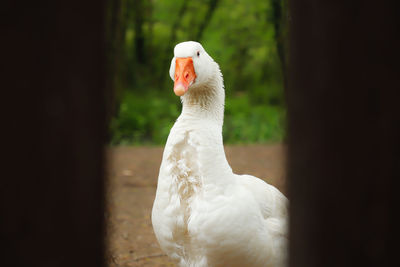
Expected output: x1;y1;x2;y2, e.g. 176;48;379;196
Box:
173;57;196;96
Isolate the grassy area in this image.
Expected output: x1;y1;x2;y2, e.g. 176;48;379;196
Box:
109;90;286;145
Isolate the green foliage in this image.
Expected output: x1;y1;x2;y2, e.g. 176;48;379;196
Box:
224;94;286;143
107;0;288;145
109;90;180;145
110;90;286;145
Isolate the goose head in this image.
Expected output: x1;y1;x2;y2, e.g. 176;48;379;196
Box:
169;41;219;97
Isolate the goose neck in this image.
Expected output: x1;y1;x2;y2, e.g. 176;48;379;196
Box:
181;79;225;123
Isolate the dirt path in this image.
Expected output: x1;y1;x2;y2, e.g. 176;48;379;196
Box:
106;144;286;267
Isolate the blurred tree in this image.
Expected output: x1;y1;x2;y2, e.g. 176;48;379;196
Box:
270;0;288;90
133;0;146;64
195;0;220;41
107;0;288;145
105;0;128;122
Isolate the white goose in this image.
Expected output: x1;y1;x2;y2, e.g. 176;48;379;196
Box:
152;41;288;267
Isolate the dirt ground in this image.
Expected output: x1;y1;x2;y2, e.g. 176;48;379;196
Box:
106;144;286;267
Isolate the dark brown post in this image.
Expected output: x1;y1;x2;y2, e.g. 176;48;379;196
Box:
2;1;107;267
287;0;399;266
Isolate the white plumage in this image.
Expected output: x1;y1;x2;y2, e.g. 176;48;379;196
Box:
152;41;288;267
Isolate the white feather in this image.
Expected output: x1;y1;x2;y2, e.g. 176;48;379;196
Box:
152;41;288;267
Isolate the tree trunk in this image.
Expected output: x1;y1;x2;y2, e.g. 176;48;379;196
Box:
195;0;220;41
270;0;288;91
133;0;146;64
105;0;128;136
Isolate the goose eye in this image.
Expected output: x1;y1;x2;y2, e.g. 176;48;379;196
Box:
197;51;200;57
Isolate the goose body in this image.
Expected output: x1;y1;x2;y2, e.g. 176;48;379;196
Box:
152;41;288;267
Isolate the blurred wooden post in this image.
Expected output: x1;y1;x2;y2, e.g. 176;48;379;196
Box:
2;1;107;267
287;0;399;266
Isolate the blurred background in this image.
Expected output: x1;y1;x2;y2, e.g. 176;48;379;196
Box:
105;1;290;265
106;0;289;145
